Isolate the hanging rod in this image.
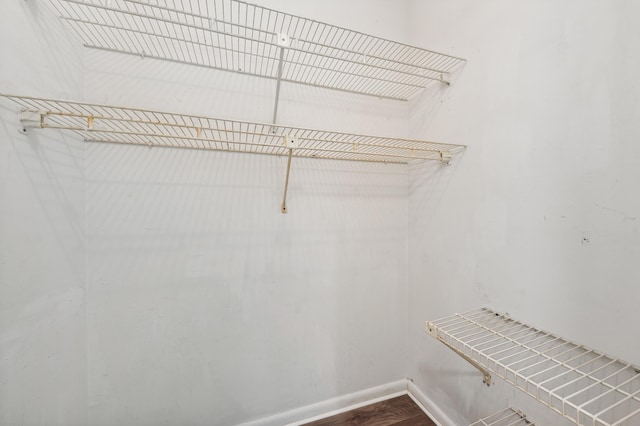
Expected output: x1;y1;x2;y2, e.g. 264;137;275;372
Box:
427;308;640;426
49;0;466;101
4;94;465;164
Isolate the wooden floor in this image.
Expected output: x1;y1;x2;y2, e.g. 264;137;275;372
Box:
302;395;437;426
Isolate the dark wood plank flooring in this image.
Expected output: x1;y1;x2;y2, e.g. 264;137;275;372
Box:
302;395;437;426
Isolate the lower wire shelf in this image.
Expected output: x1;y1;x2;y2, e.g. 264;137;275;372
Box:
1;93;464;164
2;92;464;214
470;407;532;426
427;308;640;426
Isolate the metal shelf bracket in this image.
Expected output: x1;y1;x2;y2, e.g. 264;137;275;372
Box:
426;321;492;386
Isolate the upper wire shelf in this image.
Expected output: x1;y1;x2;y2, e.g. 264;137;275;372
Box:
3;94;464;164
470;407;533;426
427;308;640;426
49;0;466;101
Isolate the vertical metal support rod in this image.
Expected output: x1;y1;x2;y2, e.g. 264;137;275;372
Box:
281;148;293;214
273;45;293;214
272;47;285;125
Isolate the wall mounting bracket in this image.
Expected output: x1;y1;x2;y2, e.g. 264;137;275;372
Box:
439;150;452;165
18;110;45;133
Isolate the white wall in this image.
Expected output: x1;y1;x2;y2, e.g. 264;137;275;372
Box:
1;1;415;424
81;1;412;425
8;1;637;425
0;1;86;425
407;1;640;424
85;147;408;426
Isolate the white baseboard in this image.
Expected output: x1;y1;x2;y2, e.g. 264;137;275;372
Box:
407;381;456;426
236;378;456;426
236;379;408;426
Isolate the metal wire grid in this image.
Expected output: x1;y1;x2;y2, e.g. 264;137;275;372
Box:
49;0;466;101
426;308;640;426
469;407;533;426
3;94;463;163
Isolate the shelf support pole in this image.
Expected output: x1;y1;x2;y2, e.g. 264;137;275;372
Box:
426;321;492;386
281;148;293;214
275;47;288;213
272;46;286;125
273;34;294;214
280;135;298;214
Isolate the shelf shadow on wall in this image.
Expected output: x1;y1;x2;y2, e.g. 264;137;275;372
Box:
407;61;467;228
84;48;280;125
82;48;411;141
17;0;84;99
275;80;410;136
84;140;410;421
85;140;408;265
0;103;85;285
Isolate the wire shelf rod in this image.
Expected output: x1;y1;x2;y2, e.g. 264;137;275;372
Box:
82;137;417;164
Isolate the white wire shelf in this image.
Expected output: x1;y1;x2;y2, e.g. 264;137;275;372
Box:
470;407;533;426
3;94;464;164
426;308;640;426
49;0;466;101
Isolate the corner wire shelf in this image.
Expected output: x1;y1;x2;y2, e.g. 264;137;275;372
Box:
426;308;640;426
4;93;464;164
48;0;466;102
470;407;533;426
